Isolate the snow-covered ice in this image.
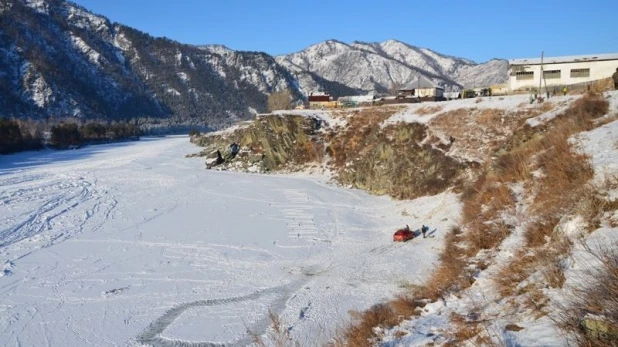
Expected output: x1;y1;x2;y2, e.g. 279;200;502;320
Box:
0;137;460;346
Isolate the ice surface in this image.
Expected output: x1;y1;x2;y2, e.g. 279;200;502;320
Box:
0;137;460;346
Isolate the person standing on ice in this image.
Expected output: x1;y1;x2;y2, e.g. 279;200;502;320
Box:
421;225;429;238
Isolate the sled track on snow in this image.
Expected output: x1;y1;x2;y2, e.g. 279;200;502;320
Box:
136;279;307;347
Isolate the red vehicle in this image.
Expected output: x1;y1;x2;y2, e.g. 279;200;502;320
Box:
393;228;414;242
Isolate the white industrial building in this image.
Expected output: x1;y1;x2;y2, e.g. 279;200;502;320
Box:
508;53;618;92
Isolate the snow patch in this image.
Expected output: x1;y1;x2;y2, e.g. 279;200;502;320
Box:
177;72;189;83
70;34;102;65
165;87;181;96
24;0;49;14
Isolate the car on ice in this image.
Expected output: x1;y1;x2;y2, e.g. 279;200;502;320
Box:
393;227;414;242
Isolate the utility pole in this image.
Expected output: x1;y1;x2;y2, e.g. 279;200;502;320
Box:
539;51;544;96
417;73;421;102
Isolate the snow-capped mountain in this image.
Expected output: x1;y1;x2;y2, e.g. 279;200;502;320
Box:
0;0;507;128
277;39;507;92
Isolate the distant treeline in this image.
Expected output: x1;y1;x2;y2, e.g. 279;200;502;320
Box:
0;118;43;154
0;118;141;154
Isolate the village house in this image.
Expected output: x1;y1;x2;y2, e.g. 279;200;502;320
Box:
380;76;445;104
508;53;618;92
307;92;338;109
399;76;444;100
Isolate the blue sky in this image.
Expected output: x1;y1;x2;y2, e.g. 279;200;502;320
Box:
71;0;617;63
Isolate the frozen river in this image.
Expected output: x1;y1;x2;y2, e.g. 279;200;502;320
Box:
0;136;458;346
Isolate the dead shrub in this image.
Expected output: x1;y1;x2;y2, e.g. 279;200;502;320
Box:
340;294;429;346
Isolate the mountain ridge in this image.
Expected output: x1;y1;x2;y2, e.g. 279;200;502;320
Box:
1;0;507;129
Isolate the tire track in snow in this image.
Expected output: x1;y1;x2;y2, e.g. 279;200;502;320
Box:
136;279;308;347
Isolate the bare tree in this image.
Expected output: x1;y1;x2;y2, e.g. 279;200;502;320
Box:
388;81;404;96
267;89;293;112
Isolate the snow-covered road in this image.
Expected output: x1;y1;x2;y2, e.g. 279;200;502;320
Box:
0;137;459;346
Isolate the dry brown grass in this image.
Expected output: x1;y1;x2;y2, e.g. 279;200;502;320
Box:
293;137;324;164
557;242;618;346
416;105;443;115
523;95;606;245
424;226;473;299
589;77;615;93
495;148;534;182
564;92;609;121
537;101;556;113
344;303;399;346
492;93;612;307
460;171;516;256
521;284;550;316
449;312;483;342
495;250;538;297
339;93;613;346
447;313;509;346
429;106;549;162
337;288;441;346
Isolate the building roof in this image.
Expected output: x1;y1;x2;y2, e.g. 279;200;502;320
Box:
509;53;618;66
401;75;442;90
